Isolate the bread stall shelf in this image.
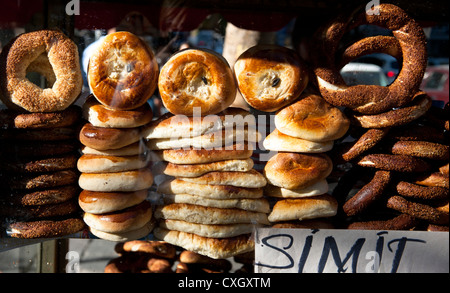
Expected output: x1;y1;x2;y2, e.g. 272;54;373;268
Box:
0;0;448;273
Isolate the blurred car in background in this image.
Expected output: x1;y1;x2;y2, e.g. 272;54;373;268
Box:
340;62;389;87
353;53;400;84
421;64;449;106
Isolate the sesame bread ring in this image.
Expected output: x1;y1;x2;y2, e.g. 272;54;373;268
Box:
390;140;449;161
347;92;432;128
396;181;448;200
1;154;78;173
1;127;77;142
413;172;449;189
0;105;81;129
0;30;82;112
341;128;390;161
6;170;78;190
6;217;86;239
338;36;403;69
343;170;392;217
274;93;349;142
0;140;78;158
158;48;236;116
79;122;142;150
88;32;158;111
5;185;79;206
439;163;449;176
0;199;79;220
234;45;308;112
347;214;418;230
387;195;448;225
82;95;152;128
310;4;427;114
427;224;449;232
357;154;430;173
387;124;445;142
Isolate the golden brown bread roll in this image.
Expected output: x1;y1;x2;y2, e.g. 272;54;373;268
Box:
153;227;254;259
78;189;148;214
234;44;308;112
263;128;334;153
88;31;158;110
78;168;153;192
82;95;153;128
154;143;253;164
158;48;236;116
83;200;152;233
263;152;333;190
274;93;350;142
79;123;142;151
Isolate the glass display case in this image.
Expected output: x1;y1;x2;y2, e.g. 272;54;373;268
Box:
1;0;448;274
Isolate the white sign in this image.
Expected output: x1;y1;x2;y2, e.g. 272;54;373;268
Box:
254;228;449;273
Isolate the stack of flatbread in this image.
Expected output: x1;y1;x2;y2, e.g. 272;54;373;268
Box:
142;108;269;259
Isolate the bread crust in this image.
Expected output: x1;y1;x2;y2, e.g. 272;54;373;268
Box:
274;93;349;142
88;32;158;110
0;30;82;112
234;45;308;112
263;128;334;153
264;152;333;189
82;95;152;128
268;194;338;222
78;168;153;192
83;200;152;233
156;143;252;164
79;122;142;150
78;189;148;214
158;49;236;116
154;227;254;259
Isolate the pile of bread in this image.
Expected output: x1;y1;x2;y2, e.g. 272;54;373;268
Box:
1;17;447;266
333;94;449;231
77;32;158;241
0;30;85;239
147;49;269;259
234;45;350;229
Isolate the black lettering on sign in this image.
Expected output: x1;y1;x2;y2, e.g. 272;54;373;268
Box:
318;236;366;273
388;237;426;273
255;234;294;269
297;235;313;273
